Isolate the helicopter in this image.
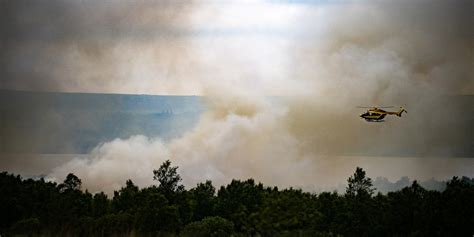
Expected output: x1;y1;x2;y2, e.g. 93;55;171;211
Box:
358;106;407;122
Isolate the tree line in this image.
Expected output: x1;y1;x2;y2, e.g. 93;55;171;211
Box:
1;160;473;236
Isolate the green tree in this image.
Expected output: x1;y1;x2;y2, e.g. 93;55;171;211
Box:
190;180;216;221
216;179;264;234
0;172;24;230
153;160;184;194
92;192;109;217
343;167;377;236
10;217;40;236
112;179;139;213
440;176;474;236
316;191;347;234
0;169;472;236
59;173;82;192
255;188;322;236
385;181;420;235
181;216;234;237
95;213;134;236
346;167;375;197
136;188;182;234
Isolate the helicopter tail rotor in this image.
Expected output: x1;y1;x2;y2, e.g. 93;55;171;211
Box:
396;107;407;117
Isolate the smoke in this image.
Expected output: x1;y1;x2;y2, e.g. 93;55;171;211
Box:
5;0;471;193
0;0;198;94
1;1;471;95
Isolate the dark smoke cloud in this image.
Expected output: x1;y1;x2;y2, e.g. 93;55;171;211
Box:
0;0;197;93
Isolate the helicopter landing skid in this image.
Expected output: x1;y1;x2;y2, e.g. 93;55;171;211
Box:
365;119;385;122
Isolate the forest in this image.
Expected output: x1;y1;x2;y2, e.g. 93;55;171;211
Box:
1;160;473;236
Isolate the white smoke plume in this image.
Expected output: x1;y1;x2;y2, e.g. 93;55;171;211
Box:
47;0;473;194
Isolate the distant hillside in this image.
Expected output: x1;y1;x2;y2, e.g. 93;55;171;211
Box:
0;90;204;153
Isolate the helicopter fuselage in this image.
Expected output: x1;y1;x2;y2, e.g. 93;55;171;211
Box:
360;111;386;121
359;107;406;122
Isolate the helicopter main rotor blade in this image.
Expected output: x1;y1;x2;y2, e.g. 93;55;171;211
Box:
357;106;394;108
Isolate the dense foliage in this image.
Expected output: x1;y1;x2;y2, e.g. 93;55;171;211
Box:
1;161;473;236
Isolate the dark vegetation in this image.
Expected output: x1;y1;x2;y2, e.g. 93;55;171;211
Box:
1;161;473;236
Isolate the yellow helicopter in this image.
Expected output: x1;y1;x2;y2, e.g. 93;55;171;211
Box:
358;106;407;122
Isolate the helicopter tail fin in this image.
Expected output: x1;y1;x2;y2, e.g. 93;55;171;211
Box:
396;107;407;117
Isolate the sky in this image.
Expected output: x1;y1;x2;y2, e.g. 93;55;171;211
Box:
1;0;473;193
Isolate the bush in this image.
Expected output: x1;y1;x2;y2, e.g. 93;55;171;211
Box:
10;217;40;235
181;216;234;237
